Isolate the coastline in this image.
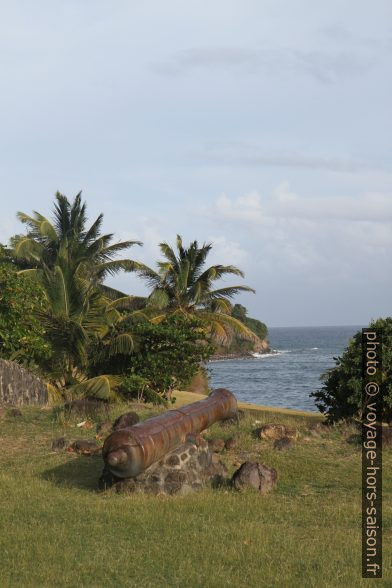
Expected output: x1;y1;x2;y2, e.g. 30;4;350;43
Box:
209;349;276;361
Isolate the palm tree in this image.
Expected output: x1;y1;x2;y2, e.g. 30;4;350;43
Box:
12;191;142;290
11;192;143;399
132;235;258;345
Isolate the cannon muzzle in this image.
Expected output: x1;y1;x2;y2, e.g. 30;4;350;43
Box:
102;388;237;478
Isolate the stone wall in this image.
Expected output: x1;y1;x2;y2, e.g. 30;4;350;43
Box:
0;359;48;405
99;435;227;495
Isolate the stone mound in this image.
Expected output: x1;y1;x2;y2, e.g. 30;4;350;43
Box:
99;438;227;495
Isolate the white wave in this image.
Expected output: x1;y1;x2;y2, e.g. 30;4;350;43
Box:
311;347;319;350
251;350;285;359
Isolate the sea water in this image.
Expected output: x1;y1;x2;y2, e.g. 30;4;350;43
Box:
208;325;362;412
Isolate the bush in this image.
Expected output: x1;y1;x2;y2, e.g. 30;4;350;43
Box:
90;314;215;404
310;318;392;423
0;255;51;366
120;374;166;405
126;315;214;403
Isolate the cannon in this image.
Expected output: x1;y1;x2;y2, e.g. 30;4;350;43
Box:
102;388;237;478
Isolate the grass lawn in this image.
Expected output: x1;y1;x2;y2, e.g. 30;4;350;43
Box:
0;395;390;587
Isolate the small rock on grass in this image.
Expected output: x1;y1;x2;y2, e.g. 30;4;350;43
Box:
231;461;277;495
208;438;225;453
52;437;67;451
96;420;113;439
112;411;140;431
256;424;298;441
68;439;100;456
224;433;241;450
9;408;22;417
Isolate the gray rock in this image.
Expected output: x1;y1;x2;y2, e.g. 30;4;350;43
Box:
256;424;298;441
208;438;225;453
52;437;67;451
9;408;22;417
224;433;241;450
164;470;187;495
231;461;277;495
112;411;140;431
96;420;113;438
69;439;100;456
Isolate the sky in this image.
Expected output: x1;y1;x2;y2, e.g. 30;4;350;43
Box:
0;1;391;327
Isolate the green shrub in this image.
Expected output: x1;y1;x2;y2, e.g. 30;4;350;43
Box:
120;374;166;405
0;254;51;366
311;318;392;423
126;315;214;403
90;314;215;404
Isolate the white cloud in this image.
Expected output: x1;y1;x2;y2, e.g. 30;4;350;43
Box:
202;183;392;279
211;183;392;224
207;235;248;266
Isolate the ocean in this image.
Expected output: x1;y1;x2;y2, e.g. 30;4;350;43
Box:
208;325;363;413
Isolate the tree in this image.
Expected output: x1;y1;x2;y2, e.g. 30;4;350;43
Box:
131;235;258;345
232;303;268;340
12;191;142;290
92;314;215;404
10;193;143;399
311;318;392;423
0;248;51;365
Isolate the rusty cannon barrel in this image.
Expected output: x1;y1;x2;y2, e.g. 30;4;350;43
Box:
102;388;237;478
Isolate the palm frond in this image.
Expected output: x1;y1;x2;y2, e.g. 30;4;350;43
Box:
108;296;147;311
70;375;123;401
147;288;170;310
205;285;256;299
104;333;138;356
94;259;142;278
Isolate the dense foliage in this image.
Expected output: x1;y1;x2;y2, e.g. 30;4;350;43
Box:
5;193;258;404
93;315;214;404
311;318;392;423
232;304;268;340
0;252;51;365
9;193;142;399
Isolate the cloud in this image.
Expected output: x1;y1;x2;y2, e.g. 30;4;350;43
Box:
210;182;392;224
200;183;392;279
189;143;388;174
206;235;248;267
151;45;373;84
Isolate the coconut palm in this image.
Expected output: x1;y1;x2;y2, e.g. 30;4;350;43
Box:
12;191;142;289
132;235;258;345
11;192;143;399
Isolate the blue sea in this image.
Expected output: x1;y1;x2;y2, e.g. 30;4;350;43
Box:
208;325;363;413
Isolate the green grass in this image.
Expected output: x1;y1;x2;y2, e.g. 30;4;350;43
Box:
0;402;391;587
